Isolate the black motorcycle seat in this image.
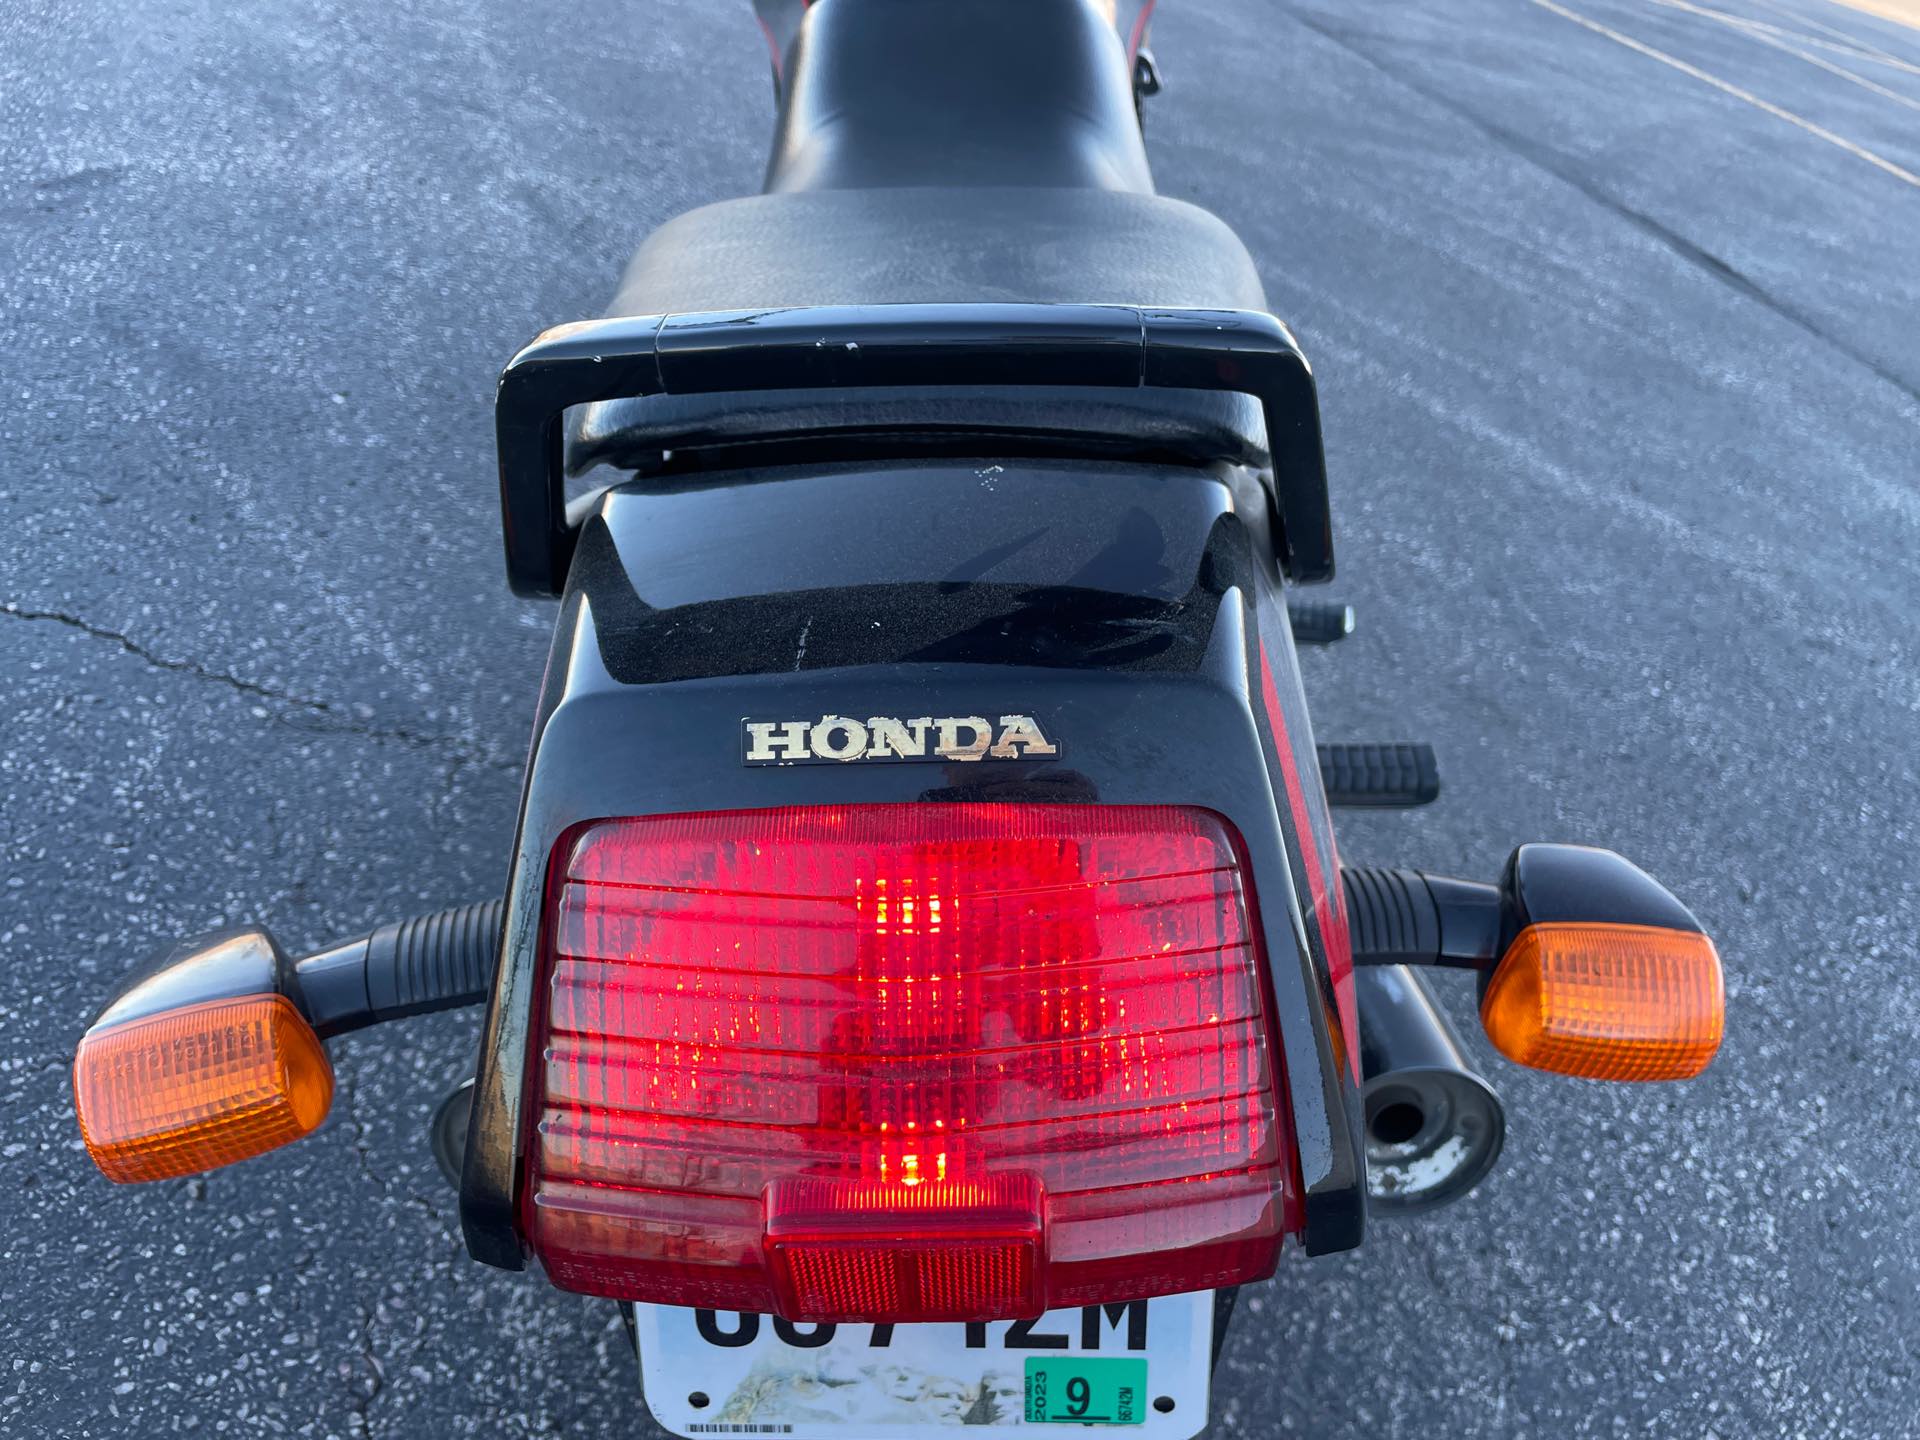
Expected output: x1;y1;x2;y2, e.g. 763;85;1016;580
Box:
567;0;1275;477
763;0;1154;194
607;187;1267;319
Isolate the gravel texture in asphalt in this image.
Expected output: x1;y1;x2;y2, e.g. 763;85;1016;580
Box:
3;0;1916;1435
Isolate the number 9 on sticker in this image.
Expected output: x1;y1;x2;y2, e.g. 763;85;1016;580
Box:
1024;1357;1148;1426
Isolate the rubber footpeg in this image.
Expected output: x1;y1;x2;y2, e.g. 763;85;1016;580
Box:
1317;743;1441;808
1288;599;1354;645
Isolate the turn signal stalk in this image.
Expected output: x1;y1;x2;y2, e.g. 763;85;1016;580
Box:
1345;844;1725;1084
73;903;500;1185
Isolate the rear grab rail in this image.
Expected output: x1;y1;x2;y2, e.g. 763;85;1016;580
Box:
495;303;1333;596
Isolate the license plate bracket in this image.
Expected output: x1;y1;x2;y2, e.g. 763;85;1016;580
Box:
635;1294;1213;1439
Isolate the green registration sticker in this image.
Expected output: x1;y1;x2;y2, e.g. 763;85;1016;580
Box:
1023;1356;1149;1425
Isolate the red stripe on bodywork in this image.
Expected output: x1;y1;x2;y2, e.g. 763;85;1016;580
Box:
1257;646;1358;1080
755;15;783;81
1127;0;1159;62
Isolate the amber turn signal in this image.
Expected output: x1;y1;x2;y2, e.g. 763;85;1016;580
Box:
1480;923;1724;1082
74;994;334;1183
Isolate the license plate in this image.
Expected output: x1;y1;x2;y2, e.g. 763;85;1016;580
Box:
634;1294;1213;1439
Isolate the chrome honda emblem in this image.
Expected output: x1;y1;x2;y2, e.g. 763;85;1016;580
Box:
742;713;1059;766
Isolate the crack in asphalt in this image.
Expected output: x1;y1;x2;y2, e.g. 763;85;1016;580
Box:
1284;9;1920;410
336;1069;456;1437
346;1300;387;1439
2;602;522;774
339;1068;451;1227
33;164;130;192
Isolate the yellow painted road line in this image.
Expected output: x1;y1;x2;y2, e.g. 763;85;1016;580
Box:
1647;0;1920;109
1530;0;1920;186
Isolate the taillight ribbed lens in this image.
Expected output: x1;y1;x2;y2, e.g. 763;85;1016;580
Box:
520;804;1296;1321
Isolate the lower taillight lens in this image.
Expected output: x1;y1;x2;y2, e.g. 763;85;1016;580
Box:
520;804;1296;1321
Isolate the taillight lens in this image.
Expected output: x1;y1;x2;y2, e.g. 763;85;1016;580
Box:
520;804;1296;1321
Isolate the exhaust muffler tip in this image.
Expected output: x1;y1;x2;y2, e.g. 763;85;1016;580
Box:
1356;966;1507;1216
1363;1064;1505;1216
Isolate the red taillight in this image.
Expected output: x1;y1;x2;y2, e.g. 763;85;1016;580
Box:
520;804;1296;1321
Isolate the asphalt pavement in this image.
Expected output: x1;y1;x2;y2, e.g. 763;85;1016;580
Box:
3;0;1917;1435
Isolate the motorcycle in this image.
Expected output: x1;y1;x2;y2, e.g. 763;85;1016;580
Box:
70;3;1725;1435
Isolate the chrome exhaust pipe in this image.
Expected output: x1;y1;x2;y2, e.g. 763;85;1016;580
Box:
1355;965;1506;1216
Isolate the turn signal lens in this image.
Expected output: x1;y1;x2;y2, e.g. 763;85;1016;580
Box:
74;995;334;1182
1481;924;1723;1081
